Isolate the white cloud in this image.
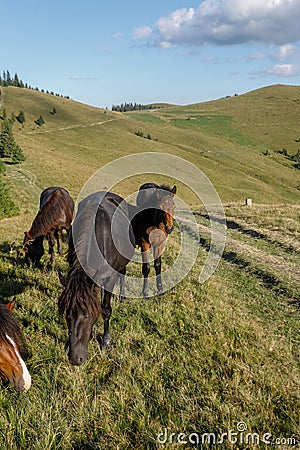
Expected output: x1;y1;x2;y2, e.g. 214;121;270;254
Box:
153;0;300;47
134;26;153;40
263;63;299;76
112;32;123;39
159;41;174;49
270;44;296;60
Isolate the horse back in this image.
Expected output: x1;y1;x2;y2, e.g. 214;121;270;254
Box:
72;192;135;281
39;187;74;229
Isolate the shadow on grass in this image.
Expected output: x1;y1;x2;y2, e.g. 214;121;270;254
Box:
183;220;299;304
194;212;296;254
0;272;29;299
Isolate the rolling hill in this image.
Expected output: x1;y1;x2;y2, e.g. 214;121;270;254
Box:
0;84;299;449
1;83;300;217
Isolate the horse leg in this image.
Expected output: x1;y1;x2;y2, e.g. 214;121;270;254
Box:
118;267;126;302
101;289;112;349
47;231;55;267
141;240;151;298
55;229;64;255
154;243;164;294
101;276;116;349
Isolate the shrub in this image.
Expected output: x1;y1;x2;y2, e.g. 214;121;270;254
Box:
35;115;45;126
17;111;26;124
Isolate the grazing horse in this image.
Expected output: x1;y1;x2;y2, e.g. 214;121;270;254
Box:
58;191;135;366
131;182;176;297
0;301;31;392
23;187;74;266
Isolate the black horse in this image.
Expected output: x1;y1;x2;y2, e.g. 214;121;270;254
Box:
130;183;176;297
58;191;135;366
23;187;74;267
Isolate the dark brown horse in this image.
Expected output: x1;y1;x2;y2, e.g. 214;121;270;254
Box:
58;191;135;366
0;301;31;392
130;183;176;297
23;187;74;266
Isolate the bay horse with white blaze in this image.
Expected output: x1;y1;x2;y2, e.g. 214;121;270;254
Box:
130;182;176;297
23;187;74;267
58;191;135;366
0;301;31;392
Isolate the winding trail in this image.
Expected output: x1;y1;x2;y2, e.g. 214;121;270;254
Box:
25;117;120;135
180;216;300;295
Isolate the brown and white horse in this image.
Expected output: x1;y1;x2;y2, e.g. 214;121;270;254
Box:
0;301;31;392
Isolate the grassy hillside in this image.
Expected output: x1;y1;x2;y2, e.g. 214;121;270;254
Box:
0;85;299;449
1;84;300;209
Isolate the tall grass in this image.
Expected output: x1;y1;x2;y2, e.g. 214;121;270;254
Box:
0;84;299;449
0;204;299;449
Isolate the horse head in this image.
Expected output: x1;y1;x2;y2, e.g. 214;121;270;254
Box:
58;272;101;366
0;302;31;392
23;232;44;265
157;185;176;234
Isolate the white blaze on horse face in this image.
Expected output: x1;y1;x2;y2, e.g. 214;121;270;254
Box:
6;335;31;392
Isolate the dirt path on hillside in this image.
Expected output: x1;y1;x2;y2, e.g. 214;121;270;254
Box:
25;117;121;135
180;216;300;294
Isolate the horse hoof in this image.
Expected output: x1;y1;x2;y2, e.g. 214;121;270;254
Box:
143;290;149;298
157;285;164;295
101;336;111;351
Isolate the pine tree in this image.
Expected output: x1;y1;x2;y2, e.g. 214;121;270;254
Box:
6;70;11;85
13;73;19;87
11;143;25;163
0;118;26;163
35;115;45;126
0;119;12;157
17;111;26;124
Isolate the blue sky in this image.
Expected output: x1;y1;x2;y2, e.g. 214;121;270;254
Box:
2;0;300;108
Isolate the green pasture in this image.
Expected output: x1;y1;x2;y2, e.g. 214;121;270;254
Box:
0;84;299;449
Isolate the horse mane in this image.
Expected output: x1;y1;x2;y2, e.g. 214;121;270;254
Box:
58;235;101;320
0;303;22;345
158;183;173;193
29;188;72;239
137;183;174;207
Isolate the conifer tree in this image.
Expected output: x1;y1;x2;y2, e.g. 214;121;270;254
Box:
17;111;26;124
0;118;25;163
35;115;45;126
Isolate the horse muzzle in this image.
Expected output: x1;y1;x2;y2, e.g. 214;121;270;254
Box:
165;225;174;234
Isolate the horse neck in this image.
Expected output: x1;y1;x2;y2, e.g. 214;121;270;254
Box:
60;264;101;320
29;209;50;239
131;206;165;241
145;206;164;228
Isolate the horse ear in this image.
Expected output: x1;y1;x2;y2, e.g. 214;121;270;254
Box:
58;272;68;287
6;300;16;312
23;231;32;243
171;185;177;195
